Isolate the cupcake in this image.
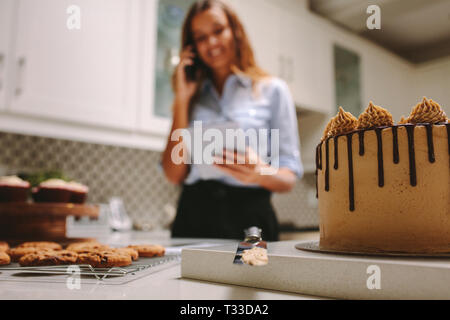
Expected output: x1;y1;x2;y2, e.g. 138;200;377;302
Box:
0;176;30;202
32;179;72;203
66;181;89;204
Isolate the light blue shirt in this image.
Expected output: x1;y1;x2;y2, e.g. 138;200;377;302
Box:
184;73;303;187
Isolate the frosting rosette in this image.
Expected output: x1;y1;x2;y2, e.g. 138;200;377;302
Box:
406;97;448;124
327;107;358;137
398;116;408;124
321;118;334;141
357;102;394;129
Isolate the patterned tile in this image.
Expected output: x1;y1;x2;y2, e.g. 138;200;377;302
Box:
0;132;319;229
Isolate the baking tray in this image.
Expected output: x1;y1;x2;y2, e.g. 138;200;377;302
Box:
295;240;450;258
0;254;181;285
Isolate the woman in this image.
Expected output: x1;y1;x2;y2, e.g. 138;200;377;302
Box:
162;0;302;241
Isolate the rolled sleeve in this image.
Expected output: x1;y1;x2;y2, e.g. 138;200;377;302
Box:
269;79;304;179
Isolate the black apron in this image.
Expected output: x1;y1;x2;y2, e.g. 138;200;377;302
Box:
171;180;279;241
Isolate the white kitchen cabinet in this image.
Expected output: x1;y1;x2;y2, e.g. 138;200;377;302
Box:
311;23;334;116
279;12;334;115
0;0;14;110
229;0;333;115
7;0;141;130
227;0;282;78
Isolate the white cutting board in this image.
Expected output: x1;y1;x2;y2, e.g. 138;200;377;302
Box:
181;240;450;299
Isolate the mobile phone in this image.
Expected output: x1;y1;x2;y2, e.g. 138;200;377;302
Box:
184;47;201;82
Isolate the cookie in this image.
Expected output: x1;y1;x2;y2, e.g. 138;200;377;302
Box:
0;241;9;252
19;250;78;267
76;251;132;268
127;244;165;257
66;242;110;253
114;248;139;261
17;241;62;250
0;252;11;265
8;247;56;262
65;239;99;248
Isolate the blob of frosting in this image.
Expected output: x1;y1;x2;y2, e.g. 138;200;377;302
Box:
327;107;358;137
406;97;448;124
321;118;334;141
357;102;394;129
0;176;30;187
398;116;408;124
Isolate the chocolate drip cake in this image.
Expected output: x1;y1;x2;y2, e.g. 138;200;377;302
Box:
316;98;449;253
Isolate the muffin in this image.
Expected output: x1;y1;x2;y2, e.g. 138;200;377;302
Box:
0;176;30;202
32;179;72;203
66;181;89;204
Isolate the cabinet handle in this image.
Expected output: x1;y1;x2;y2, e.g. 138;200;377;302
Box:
15;57;25;97
0;54;4;92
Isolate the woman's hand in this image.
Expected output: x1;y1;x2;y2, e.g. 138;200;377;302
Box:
213;148;268;185
213;148;297;192
174;46;200;104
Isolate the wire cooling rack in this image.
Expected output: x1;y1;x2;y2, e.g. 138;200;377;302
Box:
0;254;181;285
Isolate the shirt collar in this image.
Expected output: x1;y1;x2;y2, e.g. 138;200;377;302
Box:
234;73;252;87
200;73;252;93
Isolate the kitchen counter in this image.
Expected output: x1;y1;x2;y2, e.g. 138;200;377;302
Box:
0;230;322;300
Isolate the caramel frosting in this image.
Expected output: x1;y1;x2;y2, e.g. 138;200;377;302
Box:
321;118;334;141
398;116;408;124
327;107;358;137
406;97;448;124
241;247;268;266
357;102;394;129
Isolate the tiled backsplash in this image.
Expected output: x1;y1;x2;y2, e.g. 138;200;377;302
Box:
0;132;319;230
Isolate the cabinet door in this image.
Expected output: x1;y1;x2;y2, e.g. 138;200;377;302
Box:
8;0;141;130
0;0;14;110
228;0;281;77
279;12;317;109
280;12;333;114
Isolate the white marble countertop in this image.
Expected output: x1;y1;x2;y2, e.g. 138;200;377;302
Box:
0;229;321;300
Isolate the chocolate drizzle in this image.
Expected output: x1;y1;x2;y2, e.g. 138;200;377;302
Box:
392;126;399;164
425;124;435;163
445;123;450;155
333;136;339;170
358;131;365;156
405;125;417;187
315;170;318;199
325;139;330;191
315;143;322;198
316;123;449;211
447;123;450;155
375;128;384;187
347;133;355;211
317;142;323;170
